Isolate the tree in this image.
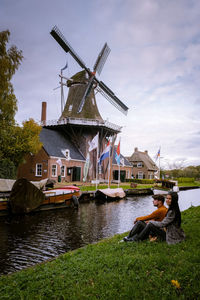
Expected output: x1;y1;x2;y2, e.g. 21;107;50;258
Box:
1;119;42;167
0;30;23;125
0;30;42;178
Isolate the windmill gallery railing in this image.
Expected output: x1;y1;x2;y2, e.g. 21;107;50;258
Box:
40;117;122;132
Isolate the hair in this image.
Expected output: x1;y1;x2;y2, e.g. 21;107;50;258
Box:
152;194;165;203
167;191;181;226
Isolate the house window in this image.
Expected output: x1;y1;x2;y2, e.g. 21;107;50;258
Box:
149;173;154;179
65;150;70;160
67;168;72;175
137;162;143;168
138;171;143;179
52;164;57;177
36;164;42;176
69;104;73;112
61;166;65;177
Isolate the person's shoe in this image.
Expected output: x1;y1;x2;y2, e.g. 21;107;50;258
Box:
126;234;139;242
118;239;124;243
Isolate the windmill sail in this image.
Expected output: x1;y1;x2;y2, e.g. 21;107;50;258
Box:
93;43;111;75
97;81;128;115
50;25;129;117
50;26;88;71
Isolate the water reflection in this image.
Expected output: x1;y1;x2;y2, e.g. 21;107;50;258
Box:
0;189;199;275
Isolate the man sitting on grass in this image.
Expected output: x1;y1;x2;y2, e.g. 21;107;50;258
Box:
123;194;167;242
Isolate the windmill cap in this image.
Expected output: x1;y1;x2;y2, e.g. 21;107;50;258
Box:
152;194;165;203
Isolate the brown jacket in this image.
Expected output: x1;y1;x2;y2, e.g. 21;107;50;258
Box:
136;205;167;222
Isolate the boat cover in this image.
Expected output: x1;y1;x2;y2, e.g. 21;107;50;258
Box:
96;188;126;199
0;179;16;192
9;178;45;214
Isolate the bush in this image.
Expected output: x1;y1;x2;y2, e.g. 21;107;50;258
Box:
177;177;195;183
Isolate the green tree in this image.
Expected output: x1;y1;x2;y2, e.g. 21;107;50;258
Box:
0;30;23;125
0;30;42;178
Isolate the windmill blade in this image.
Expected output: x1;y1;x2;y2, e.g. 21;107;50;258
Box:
97;81;128;115
77;75;95;113
50;26;88;71
93;43;111;75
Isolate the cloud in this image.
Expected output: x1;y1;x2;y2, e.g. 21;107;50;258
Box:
1;0;200;166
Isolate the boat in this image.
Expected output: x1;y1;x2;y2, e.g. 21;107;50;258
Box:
95;187;126;201
0;178;80;216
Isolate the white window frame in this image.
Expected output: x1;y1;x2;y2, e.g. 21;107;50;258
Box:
36;164;42;177
61;165;65;177
52;164;57;177
138;171;143;179
149;173;154;179
137;162;143;168
65;150;70;160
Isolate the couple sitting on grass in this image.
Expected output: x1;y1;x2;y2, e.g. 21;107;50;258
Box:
123;191;185;245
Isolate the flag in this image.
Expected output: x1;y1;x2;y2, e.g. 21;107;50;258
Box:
56;159;62;167
156;148;160;161
115;141;120;165
88;133;99;152
83;153;90;182
61;62;68;71
98;141;111;165
120;157;125;167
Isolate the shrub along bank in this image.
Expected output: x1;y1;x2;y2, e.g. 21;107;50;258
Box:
0;206;199;300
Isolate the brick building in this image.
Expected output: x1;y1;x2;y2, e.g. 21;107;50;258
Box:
128;147;158;179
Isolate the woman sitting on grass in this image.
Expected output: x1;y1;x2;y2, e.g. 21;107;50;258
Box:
131;192;186;245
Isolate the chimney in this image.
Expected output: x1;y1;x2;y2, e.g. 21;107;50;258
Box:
41;101;47;125
145;150;148;154
134;147;138;152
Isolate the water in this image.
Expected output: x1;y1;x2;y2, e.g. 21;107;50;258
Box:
0;189;199;276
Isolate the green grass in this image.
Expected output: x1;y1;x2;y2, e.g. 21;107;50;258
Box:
0;206;200;299
56;180;200;192
79;183;153;191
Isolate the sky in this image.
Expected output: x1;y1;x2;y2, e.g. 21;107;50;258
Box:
1;0;200;169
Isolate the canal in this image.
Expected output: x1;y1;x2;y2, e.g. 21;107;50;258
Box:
0;188;199;276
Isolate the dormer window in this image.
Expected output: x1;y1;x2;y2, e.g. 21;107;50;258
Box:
61;149;71;160
68;104;73;112
65;150;70;160
137;162;143;168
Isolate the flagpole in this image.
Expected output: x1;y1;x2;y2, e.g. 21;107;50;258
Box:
159;155;161;179
118;137;121;188
96;133;99;190
118;164;120;187
108;142;110;188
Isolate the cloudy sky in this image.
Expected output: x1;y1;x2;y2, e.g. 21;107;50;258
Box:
1;0;200;168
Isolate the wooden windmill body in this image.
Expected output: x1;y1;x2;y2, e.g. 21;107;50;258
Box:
48;26;128;182
60;70;103;121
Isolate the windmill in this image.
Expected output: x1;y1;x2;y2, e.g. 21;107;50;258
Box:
50;26;128;120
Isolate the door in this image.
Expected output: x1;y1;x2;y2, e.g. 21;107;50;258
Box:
72;167;81;181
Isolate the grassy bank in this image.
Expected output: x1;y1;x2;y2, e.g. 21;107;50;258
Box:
56;180;200;191
0;206;200;299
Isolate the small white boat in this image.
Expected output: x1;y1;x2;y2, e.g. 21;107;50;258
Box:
95;188;126;201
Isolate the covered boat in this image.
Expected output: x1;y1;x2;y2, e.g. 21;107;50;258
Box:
95;188;126;201
1;178;80;216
